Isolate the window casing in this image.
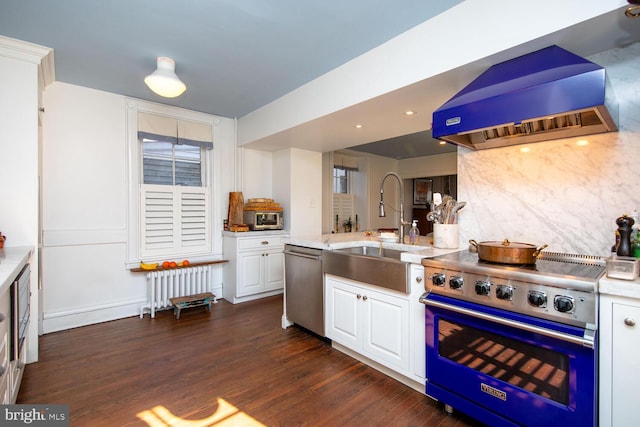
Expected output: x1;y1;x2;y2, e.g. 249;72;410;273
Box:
126;102;216;264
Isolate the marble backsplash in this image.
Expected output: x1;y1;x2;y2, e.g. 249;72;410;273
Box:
457;42;640;257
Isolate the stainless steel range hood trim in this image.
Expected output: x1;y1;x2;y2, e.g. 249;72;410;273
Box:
432;45;619;150
441;105;617;150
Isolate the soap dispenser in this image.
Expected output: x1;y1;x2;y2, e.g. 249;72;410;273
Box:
409;220;419;245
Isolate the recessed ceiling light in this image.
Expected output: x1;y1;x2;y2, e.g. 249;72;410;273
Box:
520;147;531;153
355;124;363;129
405;110;416;116
439;141;446;145
576;139;589;146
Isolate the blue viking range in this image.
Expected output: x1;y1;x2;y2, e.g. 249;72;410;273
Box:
421;44;618;426
420;249;604;427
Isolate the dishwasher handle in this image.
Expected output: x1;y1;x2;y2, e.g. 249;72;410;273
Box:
284;250;322;261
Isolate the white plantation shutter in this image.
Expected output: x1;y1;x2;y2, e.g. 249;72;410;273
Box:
180;190;208;247
143;188;175;252
333;193;355;226
141;185;210;257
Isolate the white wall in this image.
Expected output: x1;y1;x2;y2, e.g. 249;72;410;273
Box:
272;148;322;237
0;45;46;363
457;43;640;256
241;148;273;199
41;82;237;332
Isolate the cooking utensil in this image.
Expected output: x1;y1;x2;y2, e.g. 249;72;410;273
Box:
469;239;548;265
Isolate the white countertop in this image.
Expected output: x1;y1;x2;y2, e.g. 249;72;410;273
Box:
599;275;640;300
283;232;461;263
0;246;33;293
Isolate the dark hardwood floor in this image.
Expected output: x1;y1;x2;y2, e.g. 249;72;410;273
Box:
18;295;483;427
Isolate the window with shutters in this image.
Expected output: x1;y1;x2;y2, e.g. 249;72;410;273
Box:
333;165;355;229
132;108;214;260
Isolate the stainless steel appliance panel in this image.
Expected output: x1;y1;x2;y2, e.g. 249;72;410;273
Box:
284;245;324;336
11;263;30;361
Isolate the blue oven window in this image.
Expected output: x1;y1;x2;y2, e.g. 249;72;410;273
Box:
438;318;570;405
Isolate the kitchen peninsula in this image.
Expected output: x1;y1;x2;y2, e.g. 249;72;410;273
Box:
282;232;459;391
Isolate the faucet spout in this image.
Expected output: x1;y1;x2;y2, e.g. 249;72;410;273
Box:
379;171;407;244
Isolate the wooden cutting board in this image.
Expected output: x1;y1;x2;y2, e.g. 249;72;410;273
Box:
228;192;244;226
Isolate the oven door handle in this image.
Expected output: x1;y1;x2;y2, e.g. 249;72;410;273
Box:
422;296;595;349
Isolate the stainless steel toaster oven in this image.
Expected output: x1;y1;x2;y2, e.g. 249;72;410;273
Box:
243;210;284;230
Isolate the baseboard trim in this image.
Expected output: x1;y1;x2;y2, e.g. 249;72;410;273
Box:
42;298;144;333
332;342;425;394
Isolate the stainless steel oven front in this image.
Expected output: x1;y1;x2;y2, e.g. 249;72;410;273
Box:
11;263;30;361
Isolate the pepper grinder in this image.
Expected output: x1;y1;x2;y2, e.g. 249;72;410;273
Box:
616;214;635;257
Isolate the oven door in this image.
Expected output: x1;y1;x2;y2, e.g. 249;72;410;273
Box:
424;293;596;427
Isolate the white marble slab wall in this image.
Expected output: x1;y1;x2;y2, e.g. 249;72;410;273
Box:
456;42;640;256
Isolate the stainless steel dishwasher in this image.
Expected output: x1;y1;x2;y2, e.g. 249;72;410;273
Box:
284;244;324;336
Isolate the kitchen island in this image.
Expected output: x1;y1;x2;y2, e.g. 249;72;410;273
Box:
282;232;460;392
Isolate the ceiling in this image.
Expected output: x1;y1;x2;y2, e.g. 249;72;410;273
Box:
348;130;457;159
1;1;640;159
0;0;462;119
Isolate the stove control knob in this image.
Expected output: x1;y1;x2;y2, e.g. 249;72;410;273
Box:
554;295;575;313
496;285;513;301
475;281;491;296
432;273;446;287
528;290;547;308
449;276;464;290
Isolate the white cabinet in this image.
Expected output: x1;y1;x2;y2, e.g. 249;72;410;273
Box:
0;286;9;404
599;276;640;427
223;233;288;304
409;263;426;384
325;274;410;373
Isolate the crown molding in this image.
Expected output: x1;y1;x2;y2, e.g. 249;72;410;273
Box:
0;35;55;86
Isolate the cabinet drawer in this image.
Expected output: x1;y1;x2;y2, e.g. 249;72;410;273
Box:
0;332;7;379
238;236;284;251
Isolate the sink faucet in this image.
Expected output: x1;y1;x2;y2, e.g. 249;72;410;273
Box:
378;171;408;244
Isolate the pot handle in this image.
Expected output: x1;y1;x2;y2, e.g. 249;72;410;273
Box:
533;244;548;258
469;239;478;248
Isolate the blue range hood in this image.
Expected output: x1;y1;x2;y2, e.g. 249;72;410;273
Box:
432;45;618;150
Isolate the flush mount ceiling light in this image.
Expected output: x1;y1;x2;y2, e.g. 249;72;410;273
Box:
144;57;186;98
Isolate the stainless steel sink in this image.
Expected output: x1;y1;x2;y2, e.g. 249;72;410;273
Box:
323;246;409;293
333;245;403;260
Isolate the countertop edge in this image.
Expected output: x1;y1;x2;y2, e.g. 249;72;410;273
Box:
0;246;33;294
599;276;640;300
283;233;462;262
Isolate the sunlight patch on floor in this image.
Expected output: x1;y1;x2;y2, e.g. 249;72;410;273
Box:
137;397;266;427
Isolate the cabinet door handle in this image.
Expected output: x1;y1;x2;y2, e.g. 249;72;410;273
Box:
416;277;423;283
356;294;362;299
362;295;368;301
624;317;636;327
261;241;269;245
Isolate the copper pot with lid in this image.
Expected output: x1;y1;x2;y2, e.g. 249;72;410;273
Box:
469;239;548;265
